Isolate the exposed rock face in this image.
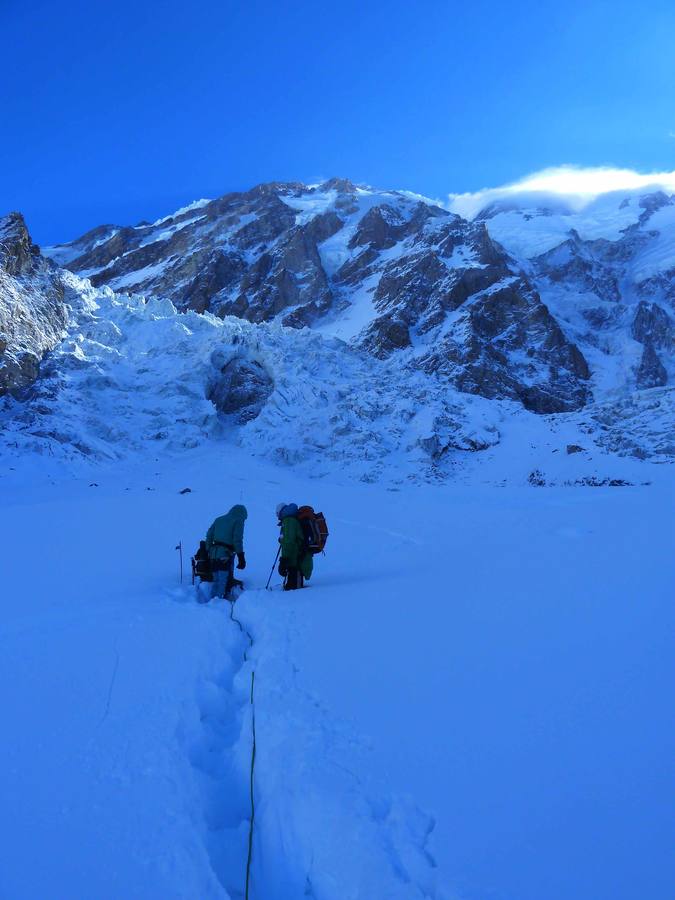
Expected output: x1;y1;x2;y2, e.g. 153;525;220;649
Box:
206;356;274;423
636;342;668;388
533;232;621;303
0;212;43;276
0;213;67;397
630;301;672;388
416;278;591;413
631;301;673;350
223;211;343;326
183;251;247;315
352;217;590;412
360;315;411;358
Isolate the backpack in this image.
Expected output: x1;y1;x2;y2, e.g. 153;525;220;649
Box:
297;506;329;554
192;541;214;583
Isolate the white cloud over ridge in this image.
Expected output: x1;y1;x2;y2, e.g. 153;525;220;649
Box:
448;165;675;220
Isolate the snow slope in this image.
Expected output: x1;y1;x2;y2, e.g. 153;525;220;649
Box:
0;448;448;900
1;439;672;899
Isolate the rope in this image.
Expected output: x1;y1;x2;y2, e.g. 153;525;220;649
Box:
97;649;120;729
245;671;256;900
229;597;256;900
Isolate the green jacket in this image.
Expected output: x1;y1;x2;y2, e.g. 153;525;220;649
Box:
280;515;313;579
206;505;247;560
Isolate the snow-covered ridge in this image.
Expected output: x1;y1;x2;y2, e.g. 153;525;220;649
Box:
151;197;212;227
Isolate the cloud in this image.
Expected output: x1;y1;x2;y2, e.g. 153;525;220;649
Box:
448;165;675;219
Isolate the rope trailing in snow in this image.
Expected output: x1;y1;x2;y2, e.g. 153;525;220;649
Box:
97;649;120;729
229;598;257;900
245;670;257;900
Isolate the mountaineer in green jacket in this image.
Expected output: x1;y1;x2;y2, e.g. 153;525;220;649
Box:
202;504;247;600
276;503;313;590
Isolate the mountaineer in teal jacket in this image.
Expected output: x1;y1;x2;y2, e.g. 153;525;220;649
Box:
276;503;312;590
203;504;247;599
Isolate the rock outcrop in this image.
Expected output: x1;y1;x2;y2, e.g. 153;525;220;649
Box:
0;213;67;397
636;342;668;388
631;300;672;388
206;356;274;423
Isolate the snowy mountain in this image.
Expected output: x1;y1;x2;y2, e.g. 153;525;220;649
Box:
477;189;675;392
45;178;674;418
42;180;592;414
2;179;674;900
1;182;672;477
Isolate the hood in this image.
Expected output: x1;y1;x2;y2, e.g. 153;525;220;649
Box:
227;504;248;521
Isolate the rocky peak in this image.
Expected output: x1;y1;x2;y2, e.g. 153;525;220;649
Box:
632;301;673;350
0;212;43;276
0;215;67;397
631;300;672;389
318;177;358;194
636;342;668;389
349;205;406;251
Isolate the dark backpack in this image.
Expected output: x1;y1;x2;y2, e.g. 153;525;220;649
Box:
297;506;329;554
191;541;214;583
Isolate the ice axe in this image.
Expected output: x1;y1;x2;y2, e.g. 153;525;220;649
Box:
265;546;281;590
175;540;183;584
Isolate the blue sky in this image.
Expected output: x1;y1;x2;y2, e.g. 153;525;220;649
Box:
3;0;675;244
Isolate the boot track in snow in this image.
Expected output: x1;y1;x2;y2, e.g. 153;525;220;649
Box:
228;597;257;900
185;590;258;900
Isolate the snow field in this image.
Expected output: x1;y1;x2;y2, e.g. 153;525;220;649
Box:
2;440;673;898
0;448;448;899
279;472;675;900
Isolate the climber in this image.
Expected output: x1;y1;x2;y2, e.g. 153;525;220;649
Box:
202;504;247;600
276;502;313;590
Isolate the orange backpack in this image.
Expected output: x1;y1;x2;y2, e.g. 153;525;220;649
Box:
297;506;329;554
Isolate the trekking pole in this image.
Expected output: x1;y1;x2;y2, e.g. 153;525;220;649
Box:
265;546;281;590
175;540;183;584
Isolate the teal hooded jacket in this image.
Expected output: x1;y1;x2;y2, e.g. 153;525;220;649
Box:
206;505;247;560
